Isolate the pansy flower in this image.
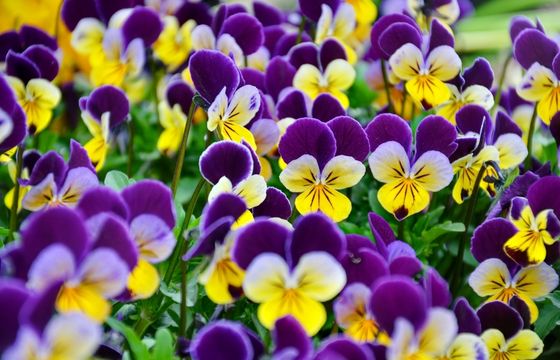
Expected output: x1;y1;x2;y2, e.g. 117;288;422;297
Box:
279;117;368;222
233;213;347;335
153;16;196;70
4;150;40;213
79;85;130;170
0;74;27;159
157;80;195;156
514;27;560;124
21;140;97;212
367;114;456;220
190;50;261;149
275;88;346;124
468;258;558;324
313;336;375;359
314;3;357;63
450;105;527;204
503;177;560;266
499;87;535;143
250;118;280;180
437;58;495;124
292;39;356;109
383;19;462;109
407;0;460;30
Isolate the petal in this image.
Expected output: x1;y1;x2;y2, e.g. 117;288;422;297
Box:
56;283;111;322
272;316;313;359
58;167;98;207
477;301;523;341
189;50;241;103
127;259;160;300
122;180;176;229
418;308;458;355
293;64;323;100
220;122;257;150
22;173;57;211
327;116;370;162
406;75;451;109
243;253;289;303
191;24;216;50
130;214;175;263
425;45;462;81
279;154;320;193
201;257;245;305
494;133;527;169
377;179;430;220
321;155;366;190
43;313;101;359
365;113;412;153
368;141;410;183
77;248;128;298
462;85;494;110
225;85;262;127
379;23;423;60
234;175;267;208
536;86;560;125
324;59;356;91
253;187;292;219
220;13;264;55
199;140;253;186
27;244;75;291
513;29;558;70
293;252;346;301
294;185;353;222
516;63;557;102
415;115;458;158
468;258;511;297
513;263;559;299
503;230;547;266
506;330;544;359
208;177;234;202
481;329;507;359
389;43;423;81
207;87;228;131
410;150;453;192
190;321;253;360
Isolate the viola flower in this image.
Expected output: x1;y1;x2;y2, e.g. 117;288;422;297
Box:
80;85;130;170
183;193;248;304
383;19;461;109
190;50;261;148
334;283;389;343
21;140;97;212
499;87;535;143
503;177;560;266
4;150;40;213
514;28;560;124
0;74;27;158
279;117;368;222
367;114;456;220
315;3;357;63
157;80;195;156
437;58;495;124
314;336;375;359
200;141;267;211
407;0;460;30
250;119;280;180
275;89;346;123
153;17;196;70
468;258;559;323
233;214;347;335
450;106;527;204
292;40;356;109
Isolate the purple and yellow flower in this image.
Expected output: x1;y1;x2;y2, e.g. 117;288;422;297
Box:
407;0;460;30
157;80;195;156
4;150;40;213
80;85;130;170
315;3;357;63
279;117;368;222
21;140;97;211
0;74;27;159
233;213;347;335
367;114;456;220
469;258;558;323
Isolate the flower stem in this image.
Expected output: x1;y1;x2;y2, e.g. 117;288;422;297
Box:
8;144;24;243
380;60;394;113
179;261;188;338
127;117;135;177
491;52;512;116
450;162;488;294
524;103;538;171
171;101;197;196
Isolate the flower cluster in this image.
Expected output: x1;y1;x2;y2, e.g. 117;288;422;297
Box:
0;0;559;359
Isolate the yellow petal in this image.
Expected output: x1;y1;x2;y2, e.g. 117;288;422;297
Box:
410;151;453;192
279;154;320;193
505;330;544;359
243;253;289;303
467;258;510;297
207;87;228;131
127;259;160;300
234;175;267;208
446;333;488;360
84;136;109;171
157;127;183;156
377;179;430;220
4;185;29;213
219;121;257;150
293;252;346;301
494;133;527;169
324;59;356;92
225;85;261;127
71;18;105;55
516;63;557;102
200;258;245;305
406;75;451;110
368;141;411;183
208;177;234;202
481;329;507;359
293;64;323;100
503;230;547;266
321;155;365;190
295;184;353;222
56;284;110;322
389;43;423;81
418;308;457;355
536;86;560;125
513;263;559;299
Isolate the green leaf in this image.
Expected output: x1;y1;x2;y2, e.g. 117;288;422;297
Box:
106;318;150;360
173;199;186;238
535;297;560;339
105;170;135;190
421;221;465;243
152;328;175;360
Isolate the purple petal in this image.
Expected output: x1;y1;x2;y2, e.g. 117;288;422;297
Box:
199;141;254;186
27;152;67;187
241;69;265;92
122;7;163;47
289;212;346;266
91;214;138;270
428;19;454;53
319;38;346;69
85;85;130;127
232;219;289;269
77;186;128;220
365;114;412;154
166;81;194;115
0;78;26;152
68;139;95;172
61;0;99;31
0;280;30;351
251;119;280;155
462;58;494;89
552;53;560;78
368;212;395;257
415;115;458;158
551;113;560;146
190;321;253;360
420;268;451;308
190;50;241;103
498;171;540;212
276;89;309;120
221;13;264;55
19;281;61;335
121;180;176;229
342;243;389;287
278;117;336;169
273;315;312;360
311;93;345;122
19;25;57;50
471;218;518;271
212;4;247;35
509;296;531;328
6;51;41;83
386;241;422;277
509;16;542;43
96;0;134;24
493;111;522;141
327;116;369;162
288;42;320;69
274;33;312;57
264;26;286;54
253;187;292;219
513;29;559;69
22;45;59;81
370;14;420;60
254;1;284;26
477;301;523;340
455;105;493;144
314;337;374;360
453;297;481;335
379;23;423;59
370;276;427;334
0;31;21;62
174;1;212;26
265;57;297;101
527;176;560;216
299;0;341;23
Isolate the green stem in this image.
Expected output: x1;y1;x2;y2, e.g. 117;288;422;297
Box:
524;103;538;171
491;53;512;116
450;162;488;294
296;16;307;44
380;60;394;113
179;261;188;338
8;144;24;243
170;101;197;196
127;117;135;177
397;220;405;241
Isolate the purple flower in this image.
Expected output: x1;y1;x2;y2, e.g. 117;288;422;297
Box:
0;74;26;153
